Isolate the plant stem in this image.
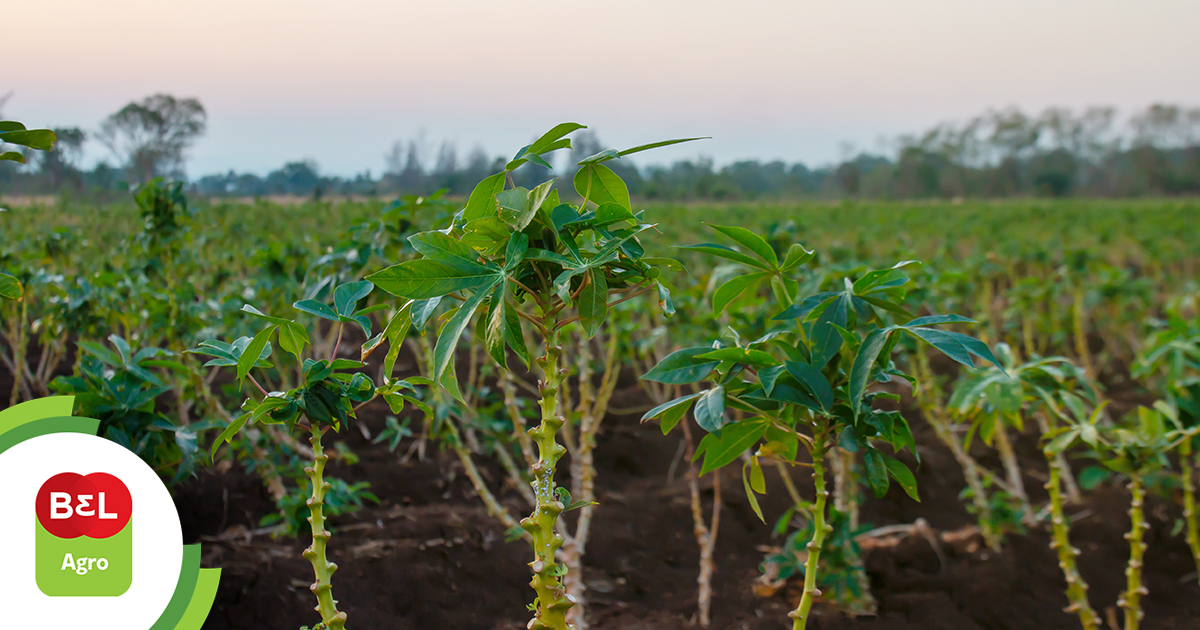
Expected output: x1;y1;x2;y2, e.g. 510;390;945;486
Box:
9;297;27;407
1121;473;1148;630
1072;289;1093;379
1044;450;1099;630
790;418;832;630
682;416;720;626
993;421;1034;525
1182;441;1200;585
520;326;574;630
302;426;347;630
914;346;1002;549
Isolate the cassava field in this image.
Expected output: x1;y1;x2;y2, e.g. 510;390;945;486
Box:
2;176;1199;630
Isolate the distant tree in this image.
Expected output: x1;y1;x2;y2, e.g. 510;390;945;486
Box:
39;127;87;189
97;93;206;183
266;160;320;195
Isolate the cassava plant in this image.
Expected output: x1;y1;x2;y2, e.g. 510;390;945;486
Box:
951;346;1106;628
1098;406;1188;630
366;123;701;630
194;280;427;630
642;227;998;630
1133;304;1200;579
1;121;55;403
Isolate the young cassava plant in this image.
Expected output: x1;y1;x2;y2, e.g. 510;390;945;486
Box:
642;227;999;630
193;280;427;630
366;123;702;630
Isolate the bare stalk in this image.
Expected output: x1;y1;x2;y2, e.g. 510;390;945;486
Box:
302;426;348;630
915;348;1002;549
682;416;720;626
1045;449;1099;630
1120;473;1149;630
789;418;832;630
1181;441;1200;584
992;421;1033;525
520;325;574;630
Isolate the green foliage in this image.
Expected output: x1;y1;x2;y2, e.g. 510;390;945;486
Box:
50;335;215;483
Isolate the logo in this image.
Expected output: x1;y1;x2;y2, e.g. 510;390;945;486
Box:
0;397;220;629
36;472;134;596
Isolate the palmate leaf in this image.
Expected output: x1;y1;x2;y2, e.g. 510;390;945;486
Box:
368;258;502;300
849;314;1000;418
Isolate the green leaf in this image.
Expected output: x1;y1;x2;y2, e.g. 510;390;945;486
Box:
527;122;585;156
641;392;703;435
0;151;24;163
863;449;889;498
780;244;815;271
693;386;727;432
368;259;501;300
810;294;849;369
293;299;339;321
712;272;769;315
749;457;766;493
277;322;310;361
0;121;26;132
907;327;999;370
849;328;894;418
784;362;834;411
618;136;709;157
462;172;506;221
505;233;528;270
0;128;56;151
409;231;490;271
433;280;499;382
211;412;250;459
577;270;608;338
709;224;777;268
0;273;22;300
882;454;919;501
238;325;277;382
744;461;766;523
696;347;777;367
334;281;374;317
497;180;556;230
574;163;630;209
641;346;720;384
679;243;768;269
700;418;767;474
485;282;529;368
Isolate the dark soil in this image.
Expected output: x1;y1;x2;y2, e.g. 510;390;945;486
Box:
177;378;1200;630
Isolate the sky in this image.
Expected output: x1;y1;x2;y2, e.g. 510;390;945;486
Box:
6;0;1200;178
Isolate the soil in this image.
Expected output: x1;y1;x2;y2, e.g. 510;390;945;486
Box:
175;372;1200;630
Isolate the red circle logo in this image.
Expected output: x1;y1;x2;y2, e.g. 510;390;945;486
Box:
35;473;132;539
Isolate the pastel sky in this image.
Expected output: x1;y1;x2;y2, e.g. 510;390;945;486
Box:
6;0;1199;177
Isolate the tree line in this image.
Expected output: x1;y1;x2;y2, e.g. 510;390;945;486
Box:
2;92;1199;200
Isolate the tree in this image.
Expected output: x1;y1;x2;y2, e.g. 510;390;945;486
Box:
97;93;206;183
39;127;87;189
